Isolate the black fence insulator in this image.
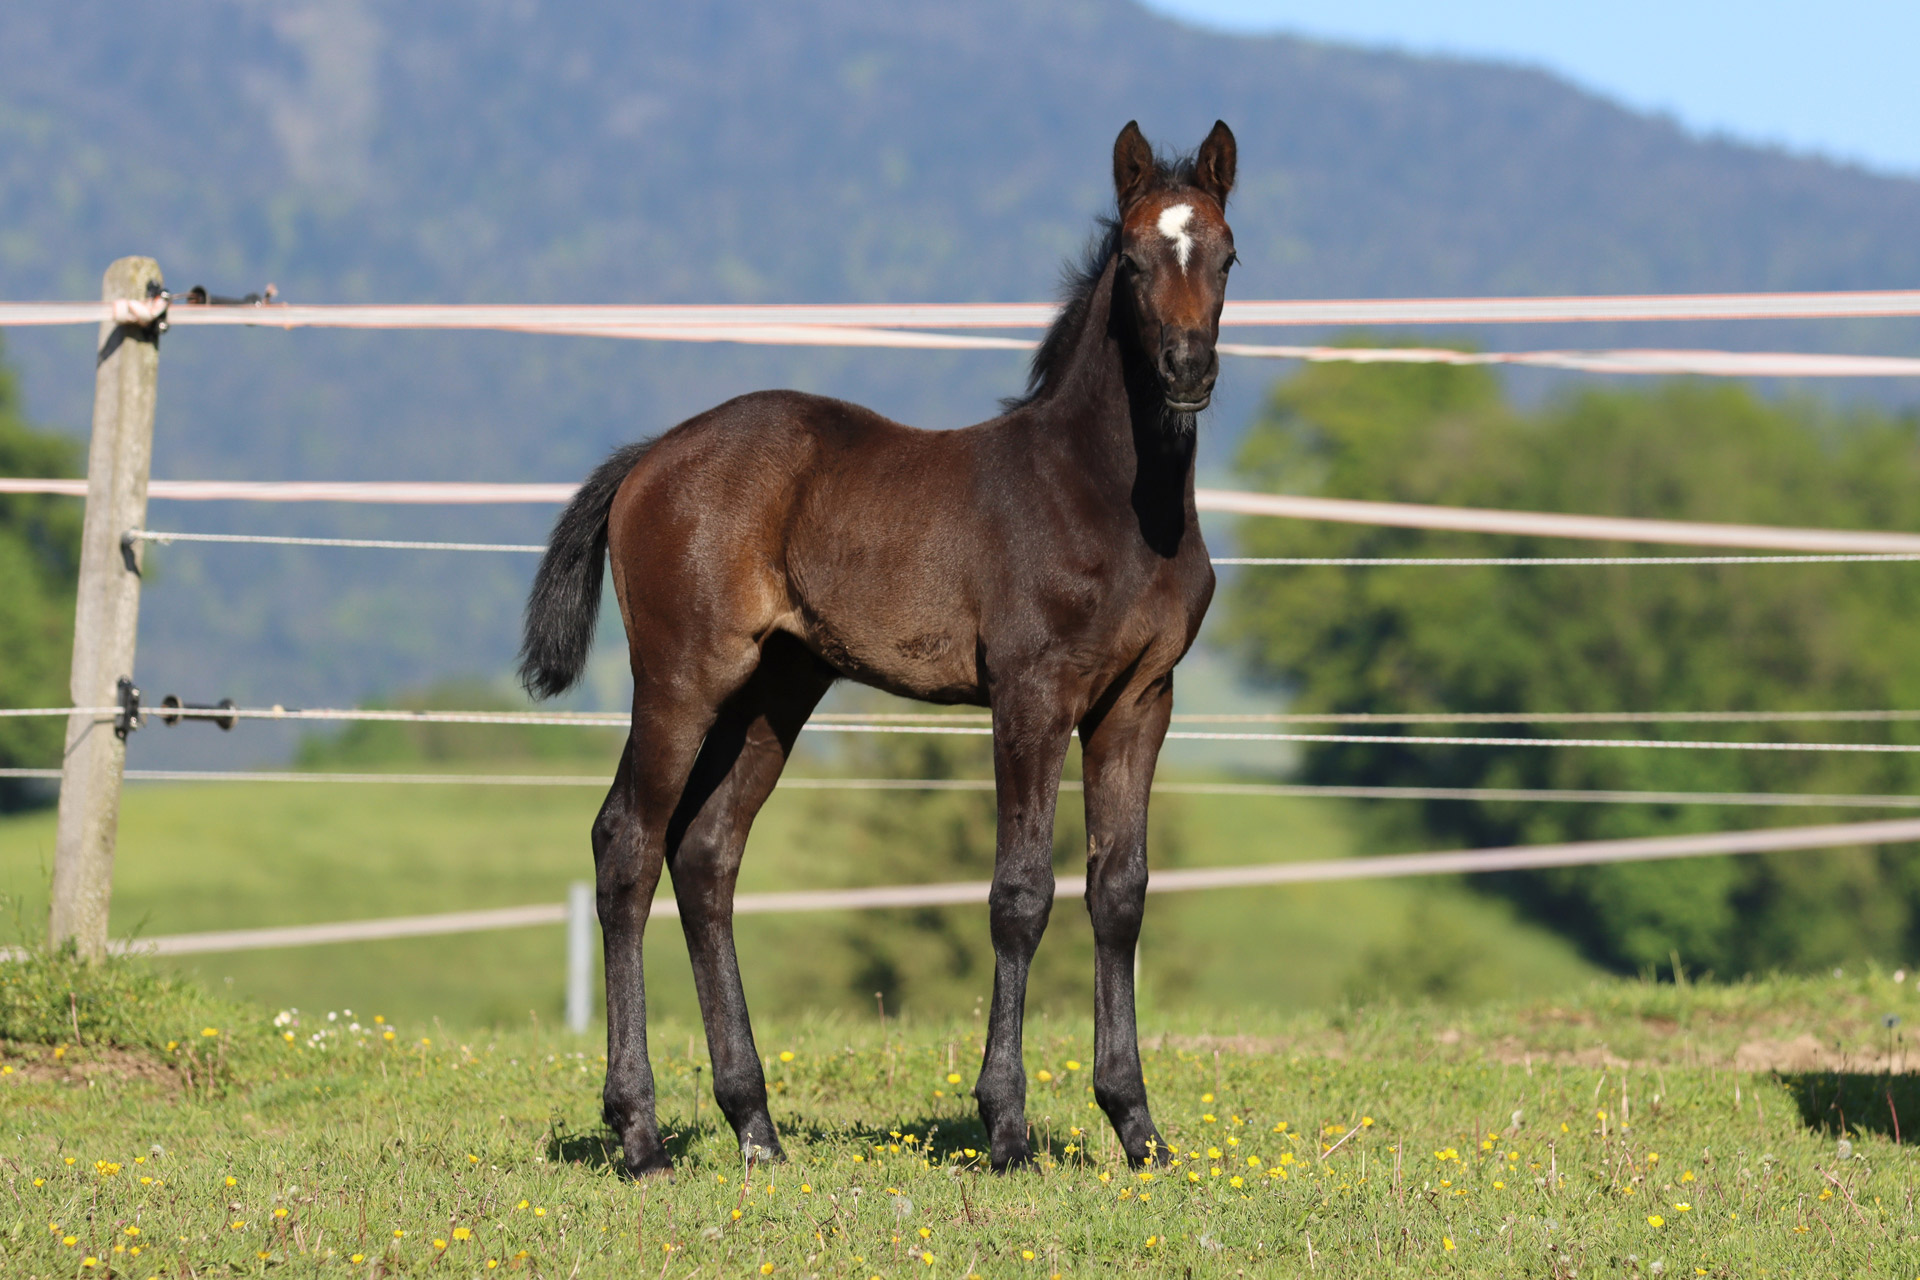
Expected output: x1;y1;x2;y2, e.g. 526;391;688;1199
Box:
114;677;142;739
157;695;238;731
179;284;278;307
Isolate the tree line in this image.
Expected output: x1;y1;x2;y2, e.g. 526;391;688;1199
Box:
1226;349;1920;979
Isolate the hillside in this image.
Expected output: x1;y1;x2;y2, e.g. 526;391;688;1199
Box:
4;0;1920;761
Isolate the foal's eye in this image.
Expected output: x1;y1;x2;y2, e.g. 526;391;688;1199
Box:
1222;252;1239;275
1118;251;1141;273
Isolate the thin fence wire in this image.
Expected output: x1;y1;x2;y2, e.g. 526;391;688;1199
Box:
14;704;1920;745
4;766;1918;811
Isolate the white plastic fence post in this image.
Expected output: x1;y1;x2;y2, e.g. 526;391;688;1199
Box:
565;880;595;1032
49;257;163;960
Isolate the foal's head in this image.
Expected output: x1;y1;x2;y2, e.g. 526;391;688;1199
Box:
1111;120;1237;420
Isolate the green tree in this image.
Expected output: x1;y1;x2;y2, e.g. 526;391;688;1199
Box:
1227;350;1920;978
0;337;82;809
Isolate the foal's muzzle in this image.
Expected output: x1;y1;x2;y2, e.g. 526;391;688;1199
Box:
1158;331;1218;413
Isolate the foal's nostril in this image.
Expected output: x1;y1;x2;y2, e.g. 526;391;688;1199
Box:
1161;336;1214;392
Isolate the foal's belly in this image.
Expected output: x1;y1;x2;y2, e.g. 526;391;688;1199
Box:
782;587;986;706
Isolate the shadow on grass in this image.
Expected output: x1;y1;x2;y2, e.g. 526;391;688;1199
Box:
1781;1072;1920;1141
545;1117;709;1172
543;1111;1104;1172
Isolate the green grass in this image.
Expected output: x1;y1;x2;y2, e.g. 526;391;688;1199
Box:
6;960;1920;1277
0;773;1596;1027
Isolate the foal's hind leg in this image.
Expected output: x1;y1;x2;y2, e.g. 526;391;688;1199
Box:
1079;675;1174;1166
596;668;746;1177
665;637;833;1161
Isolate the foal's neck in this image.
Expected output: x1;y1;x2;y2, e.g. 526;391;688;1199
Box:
1032;256;1198;554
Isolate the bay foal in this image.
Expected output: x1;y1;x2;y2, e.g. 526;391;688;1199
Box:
519;120;1237;1175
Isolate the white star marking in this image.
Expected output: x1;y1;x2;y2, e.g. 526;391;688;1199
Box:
1157;203;1195;271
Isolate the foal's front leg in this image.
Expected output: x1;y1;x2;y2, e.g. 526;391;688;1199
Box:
1080;676;1174;1165
974;693;1074;1170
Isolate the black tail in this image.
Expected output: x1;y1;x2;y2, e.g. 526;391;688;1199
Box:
517;440;654;699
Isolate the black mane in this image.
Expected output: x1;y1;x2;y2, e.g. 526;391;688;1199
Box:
1003;149;1202;412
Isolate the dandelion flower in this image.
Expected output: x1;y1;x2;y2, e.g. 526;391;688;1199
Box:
761;1265;776;1276
1647;1215;1664;1228
1036;1069;1053;1082
947;1073;962;1085
1065;1060;1081;1071
533;1207;547;1217
453;1227;472;1240
1443;1237;1456;1252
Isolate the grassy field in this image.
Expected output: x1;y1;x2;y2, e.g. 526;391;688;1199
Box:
0;769;1596;1027
6;956;1920;1277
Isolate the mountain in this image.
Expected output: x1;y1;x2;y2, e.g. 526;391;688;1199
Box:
4;0;1919;764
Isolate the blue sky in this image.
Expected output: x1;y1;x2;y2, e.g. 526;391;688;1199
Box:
1140;1;1920;177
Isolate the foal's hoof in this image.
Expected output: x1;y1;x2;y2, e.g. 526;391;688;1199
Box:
741;1138;786;1166
622;1153;674;1181
1127;1142;1174;1169
988;1146;1035;1174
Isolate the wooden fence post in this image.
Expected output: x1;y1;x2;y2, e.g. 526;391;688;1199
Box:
48;257;164;960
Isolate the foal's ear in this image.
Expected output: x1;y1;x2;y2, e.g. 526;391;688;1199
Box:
1112;120;1156;209
1194;120;1236;206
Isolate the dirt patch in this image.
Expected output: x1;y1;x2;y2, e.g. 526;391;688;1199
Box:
1731;1034;1920;1075
1481;1041;1637;1070
1;1042;182;1095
